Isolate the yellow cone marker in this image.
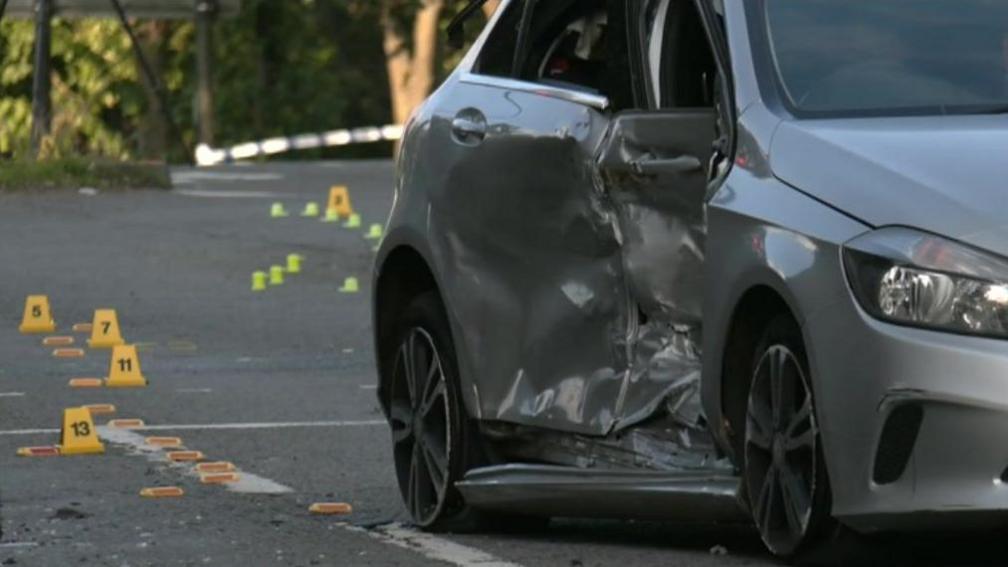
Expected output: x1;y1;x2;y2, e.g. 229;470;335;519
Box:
53;348;85;359
269;265;285;286
140;487;184;498
105;345;147;388
167;451;205;462
364;224;384;240
83;404;116;415
59;407;104;455
286;254;303;274
108;418;145;428
88;309;125;349
200;472;239;484
252;271;267;292
43;336;75;347
19;295;56;334
339;277;360;294
270;203;289;218
325;186;353;220
69;378;103;388
309;502;353;515
72;323;92;333
17;446;60;457
301;202;320;217
195;461;236;473
146;436;183;448
343;213;362;229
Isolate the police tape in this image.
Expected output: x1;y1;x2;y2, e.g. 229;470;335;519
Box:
194;124;405;166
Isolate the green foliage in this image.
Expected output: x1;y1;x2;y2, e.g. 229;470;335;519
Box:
0;156;170;190
0;0;487;163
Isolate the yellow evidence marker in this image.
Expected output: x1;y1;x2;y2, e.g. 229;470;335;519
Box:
325;186;353;220
339;277;360;294
270;203;289;218
301;202;320;217
343;213;362;229
269;265;285;286
364;224;384;240
19;295;56;334
105;345;147;388
286;254;303;274
252;271;267;292
88;309;125;349
59;407;105;455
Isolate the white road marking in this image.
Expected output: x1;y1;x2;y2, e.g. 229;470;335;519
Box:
0;392;25;397
99;427;293;494
172;171;283;183
174;189;284;199
347;523;524;567
176;388;213;394
359;385;378;390
0;542;38;549
0;419;385;436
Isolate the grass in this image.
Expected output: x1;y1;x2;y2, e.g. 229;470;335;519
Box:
0;157;172;191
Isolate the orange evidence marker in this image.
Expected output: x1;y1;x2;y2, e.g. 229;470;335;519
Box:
69;378;103;388
72;323;93;333
108;418;145;429
195;462;235;474
309;503;353;515
140;487;184;498
43;336;75;347
83;404;116;415
200;472;239;484
167;451;205;462
325;186;353;219
17;446;60;457
145;436;183;448
53;348;85;359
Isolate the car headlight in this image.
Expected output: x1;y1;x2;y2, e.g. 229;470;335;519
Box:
842;227;1008;338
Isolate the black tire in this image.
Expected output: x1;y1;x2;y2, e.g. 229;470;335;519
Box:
742;314;833;558
386;291;483;530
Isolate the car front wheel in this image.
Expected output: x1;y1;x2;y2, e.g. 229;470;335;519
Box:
744;315;832;557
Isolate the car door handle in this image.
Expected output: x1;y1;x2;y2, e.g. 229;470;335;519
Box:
630;156;703;176
451;116;487;143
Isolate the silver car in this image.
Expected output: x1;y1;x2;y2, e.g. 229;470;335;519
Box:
371;0;1008;557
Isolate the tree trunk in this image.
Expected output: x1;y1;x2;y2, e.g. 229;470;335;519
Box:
381;0;443;126
135;21;169;159
482;0;500;20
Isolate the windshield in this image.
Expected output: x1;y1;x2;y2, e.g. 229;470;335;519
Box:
764;0;1008;116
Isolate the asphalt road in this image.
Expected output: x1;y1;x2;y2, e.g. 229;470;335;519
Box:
0;161;1006;567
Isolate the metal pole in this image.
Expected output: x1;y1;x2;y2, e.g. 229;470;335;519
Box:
108;0;193;162
195;0;216;146
30;0;52;157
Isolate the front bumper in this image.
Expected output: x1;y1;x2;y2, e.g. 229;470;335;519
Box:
807;293;1008;532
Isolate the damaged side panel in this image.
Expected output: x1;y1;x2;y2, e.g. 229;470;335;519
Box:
429;82;629;435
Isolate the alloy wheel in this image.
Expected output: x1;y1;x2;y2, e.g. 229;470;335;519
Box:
745;344;819;556
389;327;452;526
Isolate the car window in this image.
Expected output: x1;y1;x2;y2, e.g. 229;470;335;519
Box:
475;0;636;109
647;0;718;109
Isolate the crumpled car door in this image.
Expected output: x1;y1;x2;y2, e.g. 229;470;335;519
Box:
595;109;716;430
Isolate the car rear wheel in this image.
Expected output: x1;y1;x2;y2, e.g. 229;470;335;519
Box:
387;292;479;529
744;315;832;557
